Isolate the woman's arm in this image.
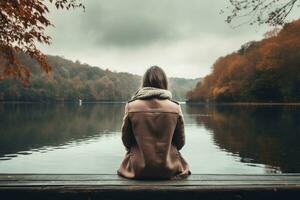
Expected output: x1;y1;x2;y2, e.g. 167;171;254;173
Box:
121;103;134;151
173;105;185;150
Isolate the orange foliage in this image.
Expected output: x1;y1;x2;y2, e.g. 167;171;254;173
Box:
0;0;84;86
188;18;300;102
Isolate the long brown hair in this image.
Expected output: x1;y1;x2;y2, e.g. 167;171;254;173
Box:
142;66;168;90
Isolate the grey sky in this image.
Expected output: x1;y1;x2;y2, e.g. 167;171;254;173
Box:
40;0;299;78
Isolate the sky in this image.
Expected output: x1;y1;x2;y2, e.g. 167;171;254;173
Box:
40;0;299;78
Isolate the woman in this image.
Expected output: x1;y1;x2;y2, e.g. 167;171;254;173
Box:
117;66;191;180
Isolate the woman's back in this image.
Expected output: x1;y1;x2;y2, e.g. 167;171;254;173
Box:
117;87;190;179
118;66;190;180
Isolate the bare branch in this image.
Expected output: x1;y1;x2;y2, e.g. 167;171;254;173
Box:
223;0;299;26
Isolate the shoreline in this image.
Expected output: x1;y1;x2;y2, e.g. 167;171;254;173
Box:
1;100;300;105
186;102;300;106
0;100;127;104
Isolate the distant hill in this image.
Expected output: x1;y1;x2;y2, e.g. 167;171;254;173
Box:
188;19;300;103
169;77;202;101
0;55;200;102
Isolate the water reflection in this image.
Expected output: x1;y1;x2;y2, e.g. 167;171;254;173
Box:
1;103;300;173
185;104;300;173
0;103;124;160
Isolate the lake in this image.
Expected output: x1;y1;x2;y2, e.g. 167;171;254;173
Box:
0;102;299;174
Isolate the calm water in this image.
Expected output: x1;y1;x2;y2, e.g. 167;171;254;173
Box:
0;103;300;174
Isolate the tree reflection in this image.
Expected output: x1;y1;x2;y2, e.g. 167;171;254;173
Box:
0;103;124;158
186;104;300;173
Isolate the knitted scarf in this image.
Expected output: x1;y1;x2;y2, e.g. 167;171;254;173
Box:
129;87;172;102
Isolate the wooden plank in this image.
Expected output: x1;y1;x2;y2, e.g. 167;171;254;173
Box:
0;186;299;200
0;180;300;186
0;174;300;186
1;174;300;181
0;174;299;200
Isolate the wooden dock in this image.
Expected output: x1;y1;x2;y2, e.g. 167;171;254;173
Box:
0;174;300;199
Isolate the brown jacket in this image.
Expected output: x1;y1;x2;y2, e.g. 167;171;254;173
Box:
117;98;191;180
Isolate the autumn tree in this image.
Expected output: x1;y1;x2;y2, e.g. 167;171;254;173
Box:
0;0;84;86
187;19;300;103
224;0;299;26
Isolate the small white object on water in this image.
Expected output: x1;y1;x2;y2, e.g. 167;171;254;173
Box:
79;99;82;106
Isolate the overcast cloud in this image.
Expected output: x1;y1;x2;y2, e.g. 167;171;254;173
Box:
39;0;299;78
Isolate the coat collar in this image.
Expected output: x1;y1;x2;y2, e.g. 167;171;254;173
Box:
129;87;172;102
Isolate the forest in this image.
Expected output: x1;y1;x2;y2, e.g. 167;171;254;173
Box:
0;54;199;102
187;19;300;103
